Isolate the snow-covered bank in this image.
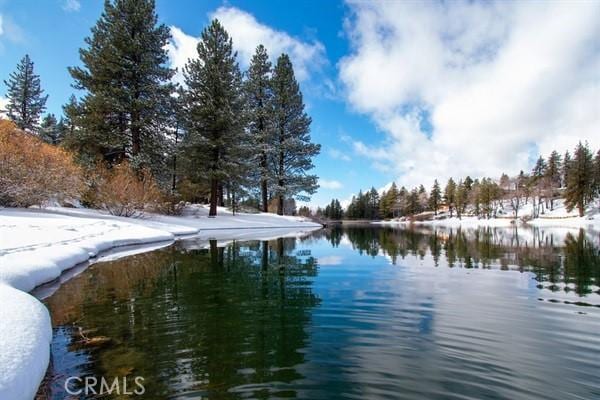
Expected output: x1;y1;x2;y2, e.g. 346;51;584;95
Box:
0;206;321;400
374;199;600;231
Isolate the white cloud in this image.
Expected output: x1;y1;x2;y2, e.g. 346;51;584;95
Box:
166;26;201;83
62;0;81;12
319;179;343;190
0;14;25;44
328;148;351;162
340;0;600;188
166;6;326;83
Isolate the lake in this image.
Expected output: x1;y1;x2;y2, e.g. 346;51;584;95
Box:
37;225;600;399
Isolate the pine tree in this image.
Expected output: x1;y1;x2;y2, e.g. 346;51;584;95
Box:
245;45;274;212
464;176;473;191
39;114;62;145
594;150;600;207
69;0;174;173
565;142;594;217
61;95;78;134
379;182;399;218
546;150;562;187
429;179;441;215
444;178;457;217
455;180;467;219
183;19;247;216
532;156;546;179
407;188;419;216
545;150;562;210
271;54;320;215
563;150;572;188
3;54;48;132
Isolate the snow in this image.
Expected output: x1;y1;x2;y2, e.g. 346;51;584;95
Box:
0;205;320;400
375;198;600;230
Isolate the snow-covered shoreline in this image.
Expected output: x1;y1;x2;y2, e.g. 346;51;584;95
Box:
373;199;600;231
0;206;321;400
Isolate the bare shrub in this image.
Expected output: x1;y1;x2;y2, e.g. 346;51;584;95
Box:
156;193;186;216
0;119;83;207
95;162;162;217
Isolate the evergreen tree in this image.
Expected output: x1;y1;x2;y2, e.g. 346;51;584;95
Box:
325;198;343;220
455;180;467;219
594;150;600;207
417;184;428;212
39;114;62;145
546;150;562;210
444;178;457;217
429;179;441;215
61;95;80;140
271;54;320;215
380;182;398;218
183;19;246;216
546;150;562;187
407;188;420;215
3;54;48;132
69;0;175;173
563;150;572;188
532;156;546;179
464;176;473;191
366;187;380;219
564;142;594;217
245;45;274;212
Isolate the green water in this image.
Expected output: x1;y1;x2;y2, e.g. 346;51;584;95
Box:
39;226;600;399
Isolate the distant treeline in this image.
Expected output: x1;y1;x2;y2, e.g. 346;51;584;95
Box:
319;142;600;220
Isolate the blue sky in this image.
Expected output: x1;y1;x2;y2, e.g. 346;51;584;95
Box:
1;0;599;207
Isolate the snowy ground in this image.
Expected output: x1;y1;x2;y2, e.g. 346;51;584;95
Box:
375;198;600;230
0;205;320;400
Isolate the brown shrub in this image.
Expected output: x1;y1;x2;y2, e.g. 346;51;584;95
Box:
155;193;187;216
94;162;162;217
0;119;83;207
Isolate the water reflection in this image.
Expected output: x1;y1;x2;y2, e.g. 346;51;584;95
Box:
316;226;599;297
42;237;320;399
39;226;600;400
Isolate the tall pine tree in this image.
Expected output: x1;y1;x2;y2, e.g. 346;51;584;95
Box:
429;179;441;215
594;150;600;207
69;0;174;173
271;54;320;215
564;142;594;217
245;45;274;212
545;150;561;210
182;19;246;216
3;54;48;132
444;178;457;217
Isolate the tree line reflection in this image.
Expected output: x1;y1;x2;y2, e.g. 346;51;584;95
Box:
315;226;600;296
41;226;599;398
43;237;320;399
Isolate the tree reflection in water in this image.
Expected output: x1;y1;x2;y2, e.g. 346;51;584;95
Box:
40;226;600;399
43;237;320;399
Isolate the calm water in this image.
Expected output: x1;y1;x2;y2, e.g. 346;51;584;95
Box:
39;226;600;399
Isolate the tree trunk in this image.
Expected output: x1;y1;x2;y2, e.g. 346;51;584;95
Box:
217;183;225;207
261;151;268;212
578;198;584;217
171;124;179;194
131;125;140;156
277;192;284;216
209;177;218;217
